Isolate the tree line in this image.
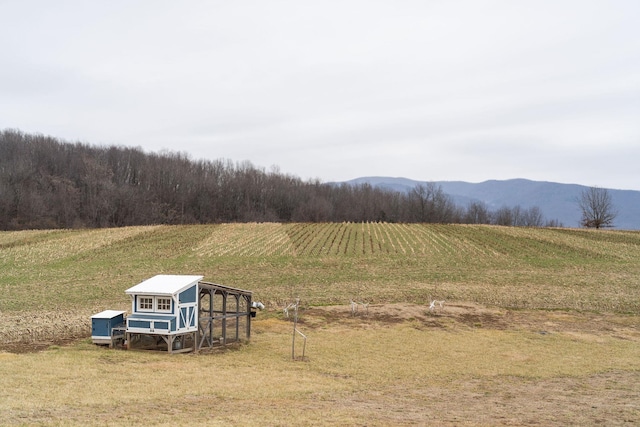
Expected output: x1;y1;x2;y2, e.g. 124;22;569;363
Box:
0;129;561;230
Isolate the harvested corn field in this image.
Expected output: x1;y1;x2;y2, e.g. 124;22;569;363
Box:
1;223;639;425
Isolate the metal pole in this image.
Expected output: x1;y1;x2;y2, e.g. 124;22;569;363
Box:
291;298;300;360
292;305;297;360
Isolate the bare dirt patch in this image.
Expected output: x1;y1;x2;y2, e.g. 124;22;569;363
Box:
2;302;639;353
300;302;640;341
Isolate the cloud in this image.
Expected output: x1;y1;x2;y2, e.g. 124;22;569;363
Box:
1;0;639;189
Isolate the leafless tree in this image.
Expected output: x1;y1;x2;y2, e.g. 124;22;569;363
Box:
1;129;559;230
578;186;617;229
522;206;544;227
409;183;456;223
493;206;514;226
464;201;490;224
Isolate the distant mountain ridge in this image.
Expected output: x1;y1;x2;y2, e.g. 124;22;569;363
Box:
343;177;640;230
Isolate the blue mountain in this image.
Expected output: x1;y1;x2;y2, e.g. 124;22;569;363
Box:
342;177;640;230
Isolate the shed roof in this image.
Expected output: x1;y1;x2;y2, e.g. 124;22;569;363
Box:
91;310;126;319
125;275;204;296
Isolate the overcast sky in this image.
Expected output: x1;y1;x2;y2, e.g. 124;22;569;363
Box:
1;1;639;190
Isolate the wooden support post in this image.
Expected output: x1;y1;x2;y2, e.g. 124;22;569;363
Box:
246;295;251;340
235;294;240;342
209;290;214;345
221;291;227;345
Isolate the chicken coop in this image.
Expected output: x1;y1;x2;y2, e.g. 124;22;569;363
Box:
91;274;260;353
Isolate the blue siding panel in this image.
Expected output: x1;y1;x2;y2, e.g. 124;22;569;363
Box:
179;285;197;304
154;321;169;330
127;316;177;332
92;318;110;337
130;320;151;329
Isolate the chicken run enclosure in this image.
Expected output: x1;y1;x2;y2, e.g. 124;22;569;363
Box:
91;275;260;353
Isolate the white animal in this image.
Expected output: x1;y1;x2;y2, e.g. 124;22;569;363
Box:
283;302;298;318
350;299;369;316
429;300;445;311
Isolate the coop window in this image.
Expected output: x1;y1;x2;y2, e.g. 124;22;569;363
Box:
156;297;172;312
138;297;153;312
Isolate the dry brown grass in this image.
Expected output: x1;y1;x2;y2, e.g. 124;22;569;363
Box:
1;224;640;425
1;305;639;426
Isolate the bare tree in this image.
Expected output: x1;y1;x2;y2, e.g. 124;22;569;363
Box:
522;206;544;227
409;183;455;223
1;129;562;230
464;201;490;224
578;186;617;229
493;206;514;226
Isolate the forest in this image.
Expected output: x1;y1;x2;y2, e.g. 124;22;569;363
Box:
0;129;559;230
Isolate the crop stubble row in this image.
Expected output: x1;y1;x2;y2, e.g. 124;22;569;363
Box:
191;223;520;260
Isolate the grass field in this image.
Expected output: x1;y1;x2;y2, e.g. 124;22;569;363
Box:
1;223;639;425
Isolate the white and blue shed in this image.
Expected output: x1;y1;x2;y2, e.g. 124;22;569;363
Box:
91;310;126;345
91;274;259;353
124;274;203;337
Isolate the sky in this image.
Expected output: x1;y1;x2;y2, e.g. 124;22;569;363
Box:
1;1;639;190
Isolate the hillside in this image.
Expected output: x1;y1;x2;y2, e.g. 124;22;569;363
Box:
2;223;639;317
345;177;640;230
2;223;640;426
